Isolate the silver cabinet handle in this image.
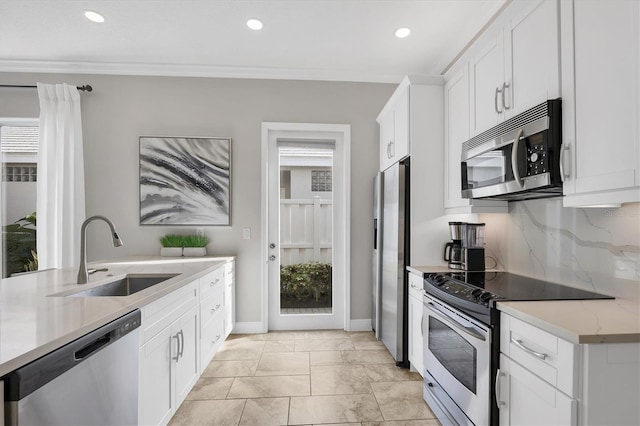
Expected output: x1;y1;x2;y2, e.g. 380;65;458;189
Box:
178;330;185;359
560;144;570;182
502;82;510;111
210;278;220;287
172;333;180;361
511;336;547;360
212;334;221;344
511;128;524;188
421;312;425;336
495;86;503;114
495;368;506;407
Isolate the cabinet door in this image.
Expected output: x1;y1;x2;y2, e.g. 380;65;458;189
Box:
393;88;410;162
408;291;424;377
562;0;640;202
174;305;199;408
470;32;505;135
224;262;235;337
444;67;471;210
139;326;175;426
379;109;395;172
498;354;577;426
504;0;560;117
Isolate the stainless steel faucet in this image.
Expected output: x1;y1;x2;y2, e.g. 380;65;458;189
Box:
77;215;123;284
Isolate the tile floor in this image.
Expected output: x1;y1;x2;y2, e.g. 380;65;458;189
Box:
169;330;442;426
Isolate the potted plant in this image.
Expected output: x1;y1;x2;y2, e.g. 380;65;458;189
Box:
160;234;184;257
182;234;209;257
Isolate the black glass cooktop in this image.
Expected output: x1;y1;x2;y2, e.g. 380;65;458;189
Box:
444;271;614;301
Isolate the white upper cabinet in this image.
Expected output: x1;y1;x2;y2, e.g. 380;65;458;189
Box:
470;32;505;135
378;82;410;172
504;0;561;117
444;56;508;213
377;77;411;171
470;0;560;136
560;0;640;207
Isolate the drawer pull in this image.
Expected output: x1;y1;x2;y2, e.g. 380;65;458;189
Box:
511;337;547;360
212;335;221;344
210;304;221;314
209;278;221;287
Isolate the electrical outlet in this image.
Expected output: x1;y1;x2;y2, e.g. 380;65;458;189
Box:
242;228;251;240
196;228;205;237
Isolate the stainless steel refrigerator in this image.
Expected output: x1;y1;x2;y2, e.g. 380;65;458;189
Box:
372;159;409;367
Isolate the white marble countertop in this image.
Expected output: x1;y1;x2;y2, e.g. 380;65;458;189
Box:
0;255;233;376
497;299;640;344
406;265;451;276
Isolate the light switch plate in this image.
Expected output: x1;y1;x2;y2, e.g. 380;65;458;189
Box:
242;228;251;240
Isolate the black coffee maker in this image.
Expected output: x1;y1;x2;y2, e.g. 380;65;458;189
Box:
444;222;486;271
443;222;464;269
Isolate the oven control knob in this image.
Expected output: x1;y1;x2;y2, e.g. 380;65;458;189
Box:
471;288;483;298
479;292;492;303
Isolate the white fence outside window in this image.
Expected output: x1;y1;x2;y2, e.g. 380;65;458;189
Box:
280;196;332;265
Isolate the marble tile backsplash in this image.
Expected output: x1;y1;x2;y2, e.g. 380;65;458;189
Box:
479;200;640;300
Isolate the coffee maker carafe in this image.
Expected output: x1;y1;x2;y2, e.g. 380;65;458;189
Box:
443;222;464;270
461;222;485;271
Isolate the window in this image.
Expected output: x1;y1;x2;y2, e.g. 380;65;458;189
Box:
311;169;332;192
1;121;39;278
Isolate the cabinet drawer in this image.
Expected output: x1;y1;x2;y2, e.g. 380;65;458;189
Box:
500;312;577;397
200;285;224;327
200;313;225;369
408;273;424;299
140;280;198;345
199;267;225;300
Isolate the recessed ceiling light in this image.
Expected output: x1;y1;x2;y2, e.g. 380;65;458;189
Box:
395;28;411;38
84;10;105;23
247;19;263;30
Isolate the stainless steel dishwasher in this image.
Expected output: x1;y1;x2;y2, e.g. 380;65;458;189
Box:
2;309;141;426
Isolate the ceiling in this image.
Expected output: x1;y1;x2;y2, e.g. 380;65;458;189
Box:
0;0;507;83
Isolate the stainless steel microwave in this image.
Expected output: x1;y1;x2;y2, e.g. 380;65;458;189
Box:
461;99;563;201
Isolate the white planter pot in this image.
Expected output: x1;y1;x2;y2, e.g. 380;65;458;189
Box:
183;247;207;257
160;247;183;257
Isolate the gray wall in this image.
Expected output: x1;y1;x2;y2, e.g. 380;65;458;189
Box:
0;72;395;324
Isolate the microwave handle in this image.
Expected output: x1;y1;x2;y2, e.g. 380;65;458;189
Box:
511;128;524;188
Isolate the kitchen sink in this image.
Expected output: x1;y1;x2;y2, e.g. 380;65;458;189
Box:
65;274;178;297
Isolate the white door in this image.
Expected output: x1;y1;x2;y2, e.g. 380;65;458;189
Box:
262;123;350;331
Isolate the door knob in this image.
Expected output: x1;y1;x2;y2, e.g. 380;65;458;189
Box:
269;255;276;261
269;243;276;249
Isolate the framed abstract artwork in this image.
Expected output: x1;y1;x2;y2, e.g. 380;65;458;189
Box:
139;136;231;225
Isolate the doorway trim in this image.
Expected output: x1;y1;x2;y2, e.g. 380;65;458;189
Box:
261;122;351;333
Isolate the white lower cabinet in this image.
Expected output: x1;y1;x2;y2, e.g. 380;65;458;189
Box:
138;260;236;426
139;301;199;426
498;354;577;425
500;312;640;425
408;272;424;377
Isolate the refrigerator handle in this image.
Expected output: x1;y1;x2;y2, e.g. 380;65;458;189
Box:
373;219;378;250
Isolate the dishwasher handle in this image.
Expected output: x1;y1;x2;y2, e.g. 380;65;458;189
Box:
1;309;141;401
74;334;112;361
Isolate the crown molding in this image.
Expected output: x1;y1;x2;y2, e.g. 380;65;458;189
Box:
0;59;422;84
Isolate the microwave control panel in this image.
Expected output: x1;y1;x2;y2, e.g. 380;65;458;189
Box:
526;133;549;177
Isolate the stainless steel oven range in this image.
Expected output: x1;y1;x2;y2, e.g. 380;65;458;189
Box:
422;272;613;426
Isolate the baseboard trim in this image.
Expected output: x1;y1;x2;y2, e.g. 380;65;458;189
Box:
233;319;373;333
232;321;266;334
349;319;373;332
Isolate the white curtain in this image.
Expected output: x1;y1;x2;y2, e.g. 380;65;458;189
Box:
36;83;86;270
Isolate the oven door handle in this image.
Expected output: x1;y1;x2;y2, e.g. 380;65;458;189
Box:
425;301;486;342
511;128;524;188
